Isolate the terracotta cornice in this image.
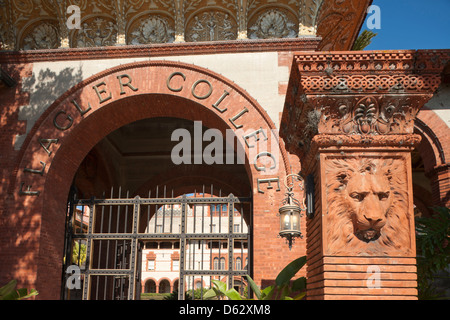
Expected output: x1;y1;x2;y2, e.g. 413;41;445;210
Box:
0;37;321;64
293;50;449;94
281;50;450;160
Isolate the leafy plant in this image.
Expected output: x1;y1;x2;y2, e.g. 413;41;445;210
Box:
352;30;377;51
415;207;450;300
164;288;205;300
0;280;39;300
203;256;307;300
72;241;87;266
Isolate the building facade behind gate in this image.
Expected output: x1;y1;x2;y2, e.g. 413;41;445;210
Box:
0;0;449;300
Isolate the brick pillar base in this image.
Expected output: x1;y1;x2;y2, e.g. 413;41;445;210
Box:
307;257;417;300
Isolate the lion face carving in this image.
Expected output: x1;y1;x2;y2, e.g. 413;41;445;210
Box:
325;157;412;255
342;162;392;242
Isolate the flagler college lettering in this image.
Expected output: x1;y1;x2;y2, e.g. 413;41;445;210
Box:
20;69;281;196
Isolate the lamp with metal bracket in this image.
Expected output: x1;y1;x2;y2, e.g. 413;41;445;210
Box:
279;174;306;250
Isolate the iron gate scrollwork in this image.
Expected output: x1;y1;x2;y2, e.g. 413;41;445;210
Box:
62;186;252;300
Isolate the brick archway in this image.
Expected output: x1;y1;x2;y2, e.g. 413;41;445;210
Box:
415;107;450;207
6;61;294;299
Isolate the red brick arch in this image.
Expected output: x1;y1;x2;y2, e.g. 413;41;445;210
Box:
8;60;295;299
416;107;450;171
415;107;450;206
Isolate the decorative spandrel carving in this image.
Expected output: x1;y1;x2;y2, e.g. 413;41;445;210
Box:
248;8;297;39
185;11;237;42
21;21;60;50
324;156;412;255
72;17;118;47
315;0;368;51
128;15;175;44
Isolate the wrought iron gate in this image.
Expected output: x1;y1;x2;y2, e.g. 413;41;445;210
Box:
61;186;252;300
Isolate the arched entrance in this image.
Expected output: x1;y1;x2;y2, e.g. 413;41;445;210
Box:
12;61;292;299
63;113;253;300
144;279;156;293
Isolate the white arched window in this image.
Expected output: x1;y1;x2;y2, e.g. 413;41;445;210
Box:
235;257;242;270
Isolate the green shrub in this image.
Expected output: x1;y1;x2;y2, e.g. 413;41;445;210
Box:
416;207;450;300
203;256;307;300
0;280;39;300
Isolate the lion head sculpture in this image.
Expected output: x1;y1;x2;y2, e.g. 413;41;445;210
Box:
325;157;412;255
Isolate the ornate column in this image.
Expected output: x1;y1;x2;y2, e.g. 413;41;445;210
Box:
52;0;70;48
113;0;127;45
174;0;185;42
281;50;449;300
237;0;248;39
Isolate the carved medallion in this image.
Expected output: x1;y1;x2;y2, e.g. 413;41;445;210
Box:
128;15;175;44
185;11;237;42
248;9;297;39
22;21;60;50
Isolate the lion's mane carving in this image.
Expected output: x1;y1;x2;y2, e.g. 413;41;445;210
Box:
325;157;412;255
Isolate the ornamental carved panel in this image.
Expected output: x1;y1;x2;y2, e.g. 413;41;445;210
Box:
317;95;431;136
324;156;413;256
127;15;175;44
71;17;118;48
185;10;237;42
20;20;60;50
248;8;298;39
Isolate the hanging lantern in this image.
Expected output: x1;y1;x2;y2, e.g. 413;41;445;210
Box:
279;174;306;250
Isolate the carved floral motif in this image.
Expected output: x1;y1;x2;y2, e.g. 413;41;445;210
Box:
248;9;297;39
128;15;175;44
22;21;60;50
338;96;414;135
318;94;433;136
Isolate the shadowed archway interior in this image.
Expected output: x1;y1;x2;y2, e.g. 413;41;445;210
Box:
73;116;252;199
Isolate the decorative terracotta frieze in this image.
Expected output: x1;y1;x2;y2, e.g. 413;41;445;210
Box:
281;50;450;158
0;37;320;63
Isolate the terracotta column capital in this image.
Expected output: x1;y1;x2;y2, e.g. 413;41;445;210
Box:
281;50;450;161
